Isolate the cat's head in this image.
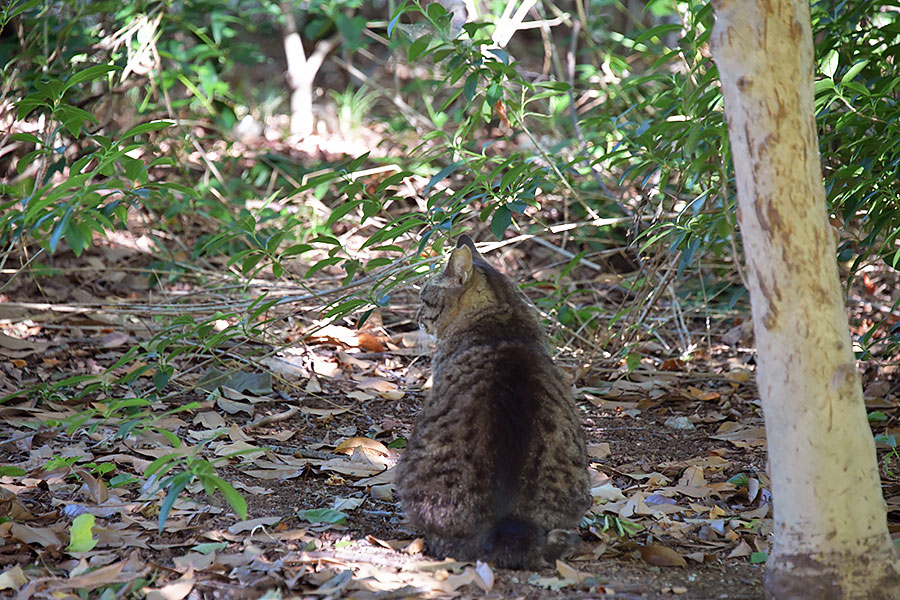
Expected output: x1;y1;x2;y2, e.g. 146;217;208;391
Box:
418;235;525;337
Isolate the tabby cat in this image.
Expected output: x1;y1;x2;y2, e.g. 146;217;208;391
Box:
396;235;591;569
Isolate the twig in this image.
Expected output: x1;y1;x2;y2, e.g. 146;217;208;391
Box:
245;407;300;430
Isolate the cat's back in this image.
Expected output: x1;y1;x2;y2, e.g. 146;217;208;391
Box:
397;237;590;568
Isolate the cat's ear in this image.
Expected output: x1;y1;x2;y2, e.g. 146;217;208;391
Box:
446;244;473;286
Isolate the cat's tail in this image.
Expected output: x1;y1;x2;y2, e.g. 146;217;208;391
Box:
485;519;581;569
484;518;545;569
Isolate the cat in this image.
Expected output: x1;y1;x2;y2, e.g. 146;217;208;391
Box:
396;235;591;569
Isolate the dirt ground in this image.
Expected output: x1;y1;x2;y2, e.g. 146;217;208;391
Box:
1;241;899;599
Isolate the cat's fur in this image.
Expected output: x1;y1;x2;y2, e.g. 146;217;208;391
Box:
396;235;591;569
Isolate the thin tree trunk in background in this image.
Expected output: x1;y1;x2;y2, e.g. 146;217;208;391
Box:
710;1;900;598
280;2;337;138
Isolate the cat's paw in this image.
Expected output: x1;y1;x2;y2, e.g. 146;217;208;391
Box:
543;528;582;562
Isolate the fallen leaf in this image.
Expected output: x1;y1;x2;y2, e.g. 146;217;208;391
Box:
640;544;687;567
587;442;610;459
334;437;390;456
0;565;27;591
305;375;322;393
143;570;194;600
193;411;226;429
1;522;63;547
0;487;34;520
686;386;721;401
215;396;253;416
728;539;753;558
474;560;494;591
227;517;282;534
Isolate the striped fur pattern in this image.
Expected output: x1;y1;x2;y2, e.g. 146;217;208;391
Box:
397;235;591;569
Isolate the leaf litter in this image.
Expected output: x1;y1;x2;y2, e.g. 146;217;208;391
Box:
1;240;898;600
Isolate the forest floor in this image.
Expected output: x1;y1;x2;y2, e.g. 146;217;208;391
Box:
2;228;899;600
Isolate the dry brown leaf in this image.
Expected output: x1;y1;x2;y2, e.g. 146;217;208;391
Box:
678;466;707;488
227;516;282;534
556;559;591;583
213;441;263;459
193;411;226;429
215;396;253;416
370;483;393;501
587;442;611;459
143;571;194;600
0;564;27;591
727;538;753;558
659;358;685;371
357;332;386;352
50;559;131;590
0;332;50;357
357;377;399;393
0;522;63;547
74;469;109;504
305;375;322;393
97;331;130;348
710;426;767;448
334;437;390;456
227;424;251;442
741;503;770;519
474;560;494;591
405;537;424;554
172;552;215;571
300;406;350;419
686;386;721;401
640;544;687;567
337;352;372;371
0;487;34;520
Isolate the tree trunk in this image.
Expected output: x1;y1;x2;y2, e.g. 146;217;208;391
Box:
710;1;900;598
280;2;338;138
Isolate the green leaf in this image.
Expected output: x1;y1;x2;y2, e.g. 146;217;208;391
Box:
408;34;432;61
868;411;888;422
63;65;120;93
120;120;174;139
424;161;464;195
192;542;228;555
11;133;42;145
625;352;641;372
426;1;447;20
490;205;511;239
158;471;192;533
463;73;478;102
207;475;248;519
67;513;98;552
632;23;682;47
305;256;343;277
298;508;348;525
241;252;263;276
840;59;869;84
144;454;180;478
750;552;768;564
485;81;502;106
327;199;363;227
0;466;26;477
335;14;368;52
49;206;74;253
821;50;838;79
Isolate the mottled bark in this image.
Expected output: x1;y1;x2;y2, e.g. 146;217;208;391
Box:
710;1;900;598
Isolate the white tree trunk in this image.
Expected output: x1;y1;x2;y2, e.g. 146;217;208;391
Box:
710;1;900;598
280;3;338;138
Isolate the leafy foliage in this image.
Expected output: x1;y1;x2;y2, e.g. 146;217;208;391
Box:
2;0;899;541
